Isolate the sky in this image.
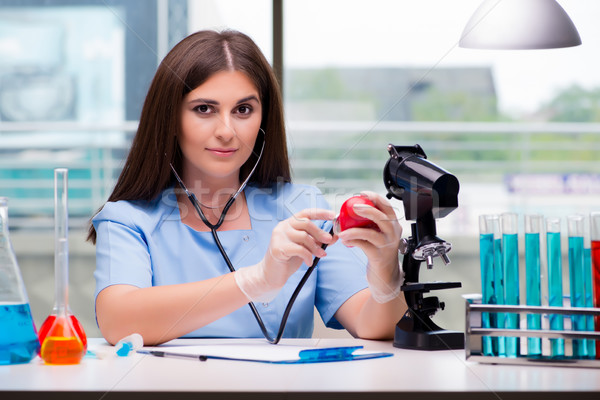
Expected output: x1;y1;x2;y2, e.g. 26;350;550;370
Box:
191;0;600;116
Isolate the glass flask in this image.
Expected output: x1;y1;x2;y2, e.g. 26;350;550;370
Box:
0;197;40;365
38;168;87;365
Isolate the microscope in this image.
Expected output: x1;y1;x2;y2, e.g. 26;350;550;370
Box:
383;144;464;350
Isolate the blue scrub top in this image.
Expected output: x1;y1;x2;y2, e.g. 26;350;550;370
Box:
93;182;368;338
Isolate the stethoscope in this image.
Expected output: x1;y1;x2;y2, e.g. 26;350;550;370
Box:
170;129;330;344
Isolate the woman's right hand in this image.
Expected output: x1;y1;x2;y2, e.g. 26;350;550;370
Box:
234;208;335;302
265;208;336;286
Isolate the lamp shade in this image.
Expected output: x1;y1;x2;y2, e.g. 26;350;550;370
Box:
459;0;581;50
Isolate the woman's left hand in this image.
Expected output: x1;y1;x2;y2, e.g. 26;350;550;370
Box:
336;191;403;302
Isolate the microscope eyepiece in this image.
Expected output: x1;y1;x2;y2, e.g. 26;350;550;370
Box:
384;144;459;221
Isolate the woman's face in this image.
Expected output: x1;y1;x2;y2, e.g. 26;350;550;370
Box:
179;70;262;184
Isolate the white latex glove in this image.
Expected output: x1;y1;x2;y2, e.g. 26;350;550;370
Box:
366;259;405;304
336;191;404;303
234;208;335;303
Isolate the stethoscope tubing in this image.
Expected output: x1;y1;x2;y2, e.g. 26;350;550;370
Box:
170;131;326;344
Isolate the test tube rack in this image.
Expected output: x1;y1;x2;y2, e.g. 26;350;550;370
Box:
465;301;600;368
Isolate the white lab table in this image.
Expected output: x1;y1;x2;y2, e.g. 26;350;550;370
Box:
1;338;599;399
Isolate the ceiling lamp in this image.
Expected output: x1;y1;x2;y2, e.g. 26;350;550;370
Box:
459;0;582;50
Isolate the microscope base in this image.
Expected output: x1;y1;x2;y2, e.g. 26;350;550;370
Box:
393;326;464;351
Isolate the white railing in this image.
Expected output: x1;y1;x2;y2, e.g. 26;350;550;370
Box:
287;120;600;193
1;120;599;230
0;121;137;229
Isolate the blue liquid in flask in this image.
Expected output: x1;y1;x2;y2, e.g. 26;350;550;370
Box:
0;304;39;365
0;197;40;365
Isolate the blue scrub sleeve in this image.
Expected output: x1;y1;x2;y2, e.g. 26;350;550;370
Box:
93;205;154;301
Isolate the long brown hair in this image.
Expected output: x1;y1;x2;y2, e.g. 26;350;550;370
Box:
88;30;291;243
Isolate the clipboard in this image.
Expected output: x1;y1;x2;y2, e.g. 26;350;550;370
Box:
138;344;393;364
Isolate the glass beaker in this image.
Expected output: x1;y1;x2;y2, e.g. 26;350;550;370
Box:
525;214;542;357
501;212;519;358
0;197;40;365
38;168;87;365
546;217;565;358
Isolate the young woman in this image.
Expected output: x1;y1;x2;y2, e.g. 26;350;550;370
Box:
89;30;406;345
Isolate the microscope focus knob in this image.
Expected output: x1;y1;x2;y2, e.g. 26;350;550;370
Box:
426;254;435;269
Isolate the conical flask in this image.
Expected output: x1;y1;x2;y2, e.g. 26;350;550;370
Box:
38;168;87;365
0;197;40;365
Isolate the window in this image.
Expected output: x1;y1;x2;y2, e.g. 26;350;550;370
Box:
3;0;599;337
0;0;165;223
282;0;600;236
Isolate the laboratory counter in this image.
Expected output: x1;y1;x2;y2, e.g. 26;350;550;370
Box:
1;338;599;400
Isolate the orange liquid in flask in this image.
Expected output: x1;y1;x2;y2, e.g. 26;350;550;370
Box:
38;314;87;353
39;315;86;365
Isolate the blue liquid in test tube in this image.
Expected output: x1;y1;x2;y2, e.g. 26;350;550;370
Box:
501;213;519;358
584;246;596;359
546;218;565;358
525;215;542;357
494;232;506;357
479;231;495;356
568;215;587;358
479;215;504;356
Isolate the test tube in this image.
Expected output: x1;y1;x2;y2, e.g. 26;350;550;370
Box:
546;217;565;358
501;212;519;358
479;215;503;356
568;214;587;358
493;215;506;357
525;214;542;357
591;212;600;359
583;216;596;359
